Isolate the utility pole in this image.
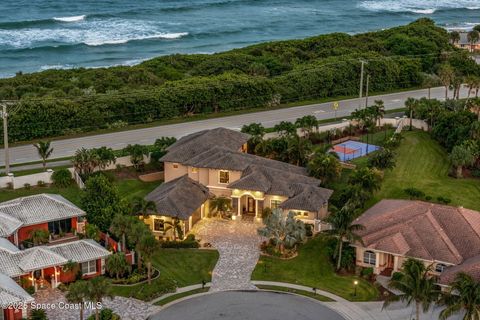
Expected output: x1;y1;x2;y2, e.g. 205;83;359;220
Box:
359;60;367;107
365;74;370;108
1;103;9;174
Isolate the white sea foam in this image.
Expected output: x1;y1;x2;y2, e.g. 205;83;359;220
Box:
53;15;86;22
359;0;480;13
0;18;188;49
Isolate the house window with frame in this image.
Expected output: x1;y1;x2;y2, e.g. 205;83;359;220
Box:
270;200;282;209
154;219;165;232
219;170;230;184
363;251;376;265
191;167;198;173
435;263;447;273
81;260;97;275
173;163;179;169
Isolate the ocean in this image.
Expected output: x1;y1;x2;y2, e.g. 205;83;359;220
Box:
0;0;479;78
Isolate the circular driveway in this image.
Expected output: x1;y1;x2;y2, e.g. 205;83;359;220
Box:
149;291;346;320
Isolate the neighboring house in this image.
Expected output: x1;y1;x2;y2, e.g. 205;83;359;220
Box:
0;194;112;320
452;31;480;51
353;199;480;287
144;127;333;239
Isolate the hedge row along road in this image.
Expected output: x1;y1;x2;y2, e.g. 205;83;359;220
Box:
0;86;469;167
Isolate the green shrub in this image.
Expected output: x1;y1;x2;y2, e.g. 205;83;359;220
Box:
160;239;200;249
51;168;73;187
24;183;31;189
360;267;374;279
86;308;120;320
29;309;48;320
437;196;452;204
403;187;425;199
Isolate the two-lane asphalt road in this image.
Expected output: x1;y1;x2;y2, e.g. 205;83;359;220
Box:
0;86;469;166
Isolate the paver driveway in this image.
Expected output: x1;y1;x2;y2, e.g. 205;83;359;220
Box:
193;218;264;291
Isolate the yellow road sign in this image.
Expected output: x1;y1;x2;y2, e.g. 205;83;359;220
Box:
333;102;339;110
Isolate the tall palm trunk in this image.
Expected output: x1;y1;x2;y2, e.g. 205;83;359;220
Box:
409;109;413;131
336;240;343;271
147;262;152;284
122;233;126;252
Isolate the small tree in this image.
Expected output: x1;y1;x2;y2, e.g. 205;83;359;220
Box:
348;167;383;195
274;121;297;137
138;235;157;284
110;214;134;252
127;221;151;270
383;259;439;320
257;209;306;255
164;217;184;240
150;137;177;163
241;123;265;152
123;144;149;170
81;175;120;232
93;146;116;170
131;197;157;218
450;144;475;178
66;280;89;320
405;97;418;131
106;252;131;280
437;64;454;100
86;277;113;320
367;149;396;170
438;272;480;320
295;115;318;137
209;197;232;218
449;31;460;45
467;30;479;52
51;168;73;188
325;204;364;270
73;148;99;177
85;224;101;241
307;146;342;185
286;135;312;166
33;140;54;171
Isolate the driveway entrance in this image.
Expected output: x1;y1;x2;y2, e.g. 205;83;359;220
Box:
192;219;264;291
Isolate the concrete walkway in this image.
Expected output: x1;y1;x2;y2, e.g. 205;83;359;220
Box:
192;219;264;291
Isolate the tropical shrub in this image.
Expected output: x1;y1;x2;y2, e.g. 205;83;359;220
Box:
51;168;73;187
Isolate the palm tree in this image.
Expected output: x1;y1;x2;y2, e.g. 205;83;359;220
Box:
33;141;53;170
274;121;297;137
295;115;318;137
87;277;113;320
127;221;150;270
307;146;342;185
450;145;476;178
467;30;479;52
106;252;131;280
209;197;232;218
110;214;134;252
164;217;184;240
383;259;439;320
438;64;454;100
66;280;89;320
72;148;99;177
449;31;460;45
138;234;157;284
325;204;365;270
371;100;385;126
348;167;382;195
465;76;478;99
439;272;480;320
405;97;418;131
287;135;312;166
131;197;157;219
241;123;265;152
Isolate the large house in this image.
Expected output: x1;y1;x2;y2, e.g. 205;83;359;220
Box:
353;199;480;286
0;194;111;320
453;31;480;52
143;127;333;239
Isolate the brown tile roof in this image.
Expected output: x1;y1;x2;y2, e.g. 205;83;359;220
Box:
439;255;480;285
161;128;250;164
145;175;212;220
355;200;480;265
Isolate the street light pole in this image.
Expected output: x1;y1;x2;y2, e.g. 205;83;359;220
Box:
1;103;9;174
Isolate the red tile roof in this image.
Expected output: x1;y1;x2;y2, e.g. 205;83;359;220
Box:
355;200;480;283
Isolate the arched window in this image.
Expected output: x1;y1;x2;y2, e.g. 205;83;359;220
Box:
435;263;447;273
363;250;376;265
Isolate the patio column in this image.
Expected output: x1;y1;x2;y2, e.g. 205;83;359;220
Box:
255;199;259;218
375;252;380;273
54;266;58;288
393;256;399;272
237;197;241;217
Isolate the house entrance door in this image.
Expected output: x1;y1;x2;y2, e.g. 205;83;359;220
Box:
247;197;256;214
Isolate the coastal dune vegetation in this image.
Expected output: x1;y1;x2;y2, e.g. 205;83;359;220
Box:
0;18;478;142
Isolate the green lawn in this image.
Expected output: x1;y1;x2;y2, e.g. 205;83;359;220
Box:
372;131;480;211
111;249;219;301
252;236;378;301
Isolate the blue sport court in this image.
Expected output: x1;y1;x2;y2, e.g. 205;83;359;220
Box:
332;140;380;161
